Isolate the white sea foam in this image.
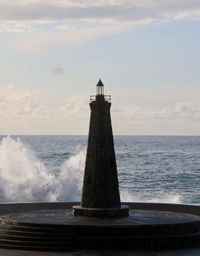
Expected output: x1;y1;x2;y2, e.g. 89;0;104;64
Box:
0;136;85;202
148;194;182;204
120;190;182;204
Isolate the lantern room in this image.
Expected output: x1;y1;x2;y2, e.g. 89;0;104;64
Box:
96;79;104;95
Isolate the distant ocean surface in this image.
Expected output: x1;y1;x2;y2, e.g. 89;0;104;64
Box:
0;135;200;205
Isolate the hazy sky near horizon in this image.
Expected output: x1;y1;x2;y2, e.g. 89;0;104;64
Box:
0;0;200;135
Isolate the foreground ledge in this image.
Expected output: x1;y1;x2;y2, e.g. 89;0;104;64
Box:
0;202;200;251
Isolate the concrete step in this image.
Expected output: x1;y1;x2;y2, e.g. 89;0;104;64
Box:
0;242;71;252
2;229;73;238
0;223;74;234
0;239;72;250
0;234;72;243
74;232;200;249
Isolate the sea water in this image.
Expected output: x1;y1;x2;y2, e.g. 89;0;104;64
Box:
0;135;200;205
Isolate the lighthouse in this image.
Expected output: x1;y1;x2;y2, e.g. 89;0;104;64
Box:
73;80;129;217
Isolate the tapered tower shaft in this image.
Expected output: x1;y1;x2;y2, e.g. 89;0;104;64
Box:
81;94;120;208
73;80;129;217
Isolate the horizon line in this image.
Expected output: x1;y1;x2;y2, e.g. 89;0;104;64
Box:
1;134;200;137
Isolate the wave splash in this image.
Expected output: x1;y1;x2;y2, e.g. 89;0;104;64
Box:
0;136;84;202
0;136;183;204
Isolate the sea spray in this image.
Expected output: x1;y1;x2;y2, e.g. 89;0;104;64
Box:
51;150;85;202
0;135;194;204
0;136;85;202
120;190;182;204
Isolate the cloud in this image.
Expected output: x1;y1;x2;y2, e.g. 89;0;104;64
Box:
0;85;48;119
61;95;88;119
51;66;64;75
1;84;200;135
117;102;200;121
112;100;200;135
2;22;126;53
0;0;200;23
0;85;90;134
0;85;89;121
0;0;200;52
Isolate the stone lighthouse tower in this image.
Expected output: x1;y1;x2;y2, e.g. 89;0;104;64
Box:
73;80;129;217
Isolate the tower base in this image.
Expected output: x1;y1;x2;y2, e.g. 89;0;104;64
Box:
72;205;129;218
1;202;200;251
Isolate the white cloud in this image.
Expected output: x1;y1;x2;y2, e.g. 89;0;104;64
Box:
2;23;126;52
0;0;200;51
1;85;200;135
118;102;200;121
0;85;89;134
0;85;89;120
112;101;200;135
0;85;48;119
61;95;88;119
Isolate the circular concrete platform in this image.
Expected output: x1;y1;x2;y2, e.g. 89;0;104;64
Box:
1;208;200;226
0;202;200;252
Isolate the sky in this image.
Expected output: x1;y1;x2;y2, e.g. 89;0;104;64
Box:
0;0;200;135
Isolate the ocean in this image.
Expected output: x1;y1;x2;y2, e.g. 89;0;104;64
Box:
0;135;200;205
